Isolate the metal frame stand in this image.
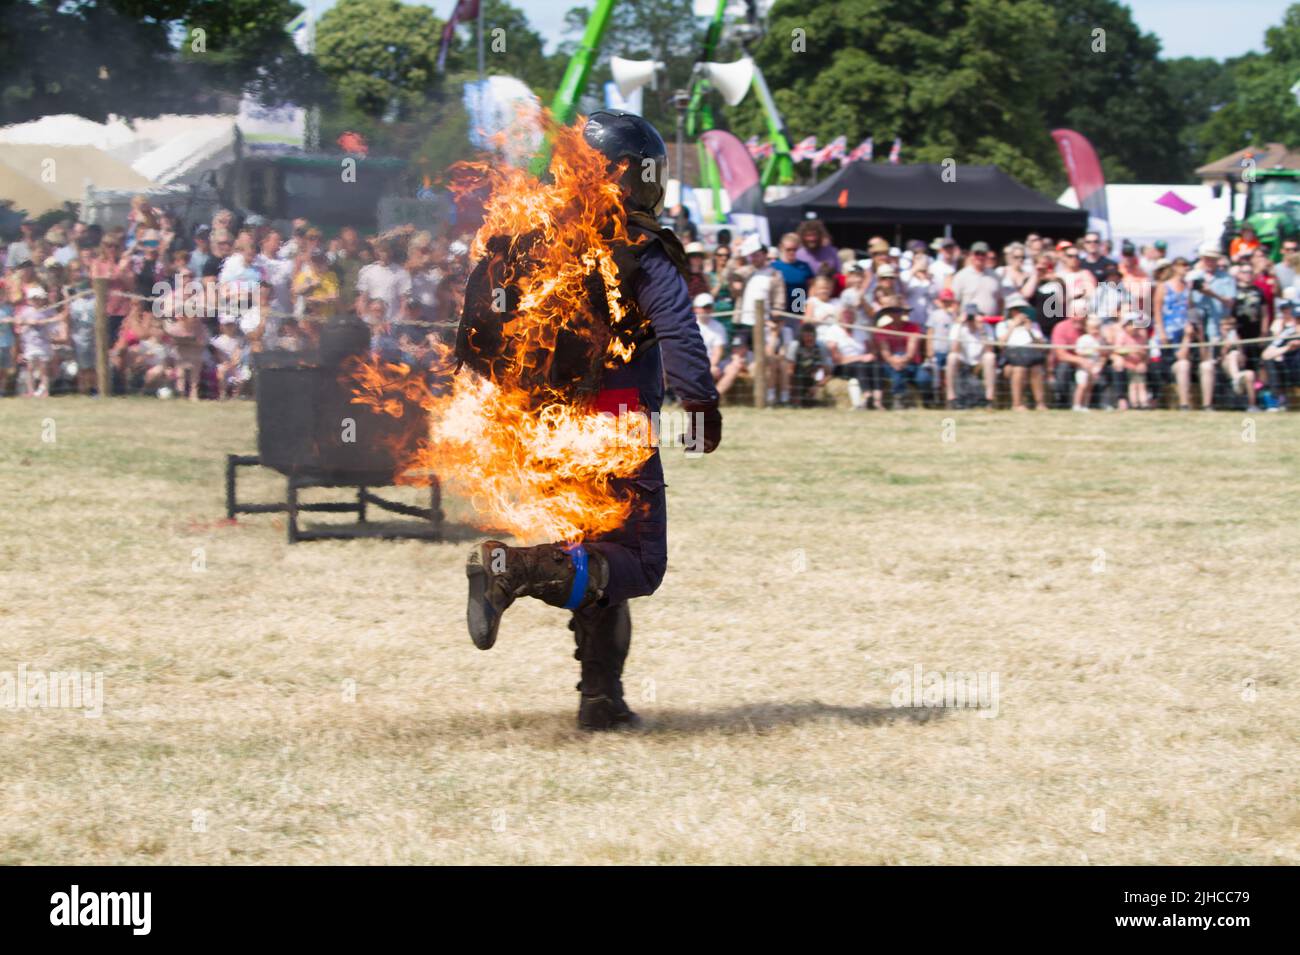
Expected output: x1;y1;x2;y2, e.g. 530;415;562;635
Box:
226;454;444;543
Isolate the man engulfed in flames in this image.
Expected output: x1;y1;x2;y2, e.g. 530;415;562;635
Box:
358;111;722;730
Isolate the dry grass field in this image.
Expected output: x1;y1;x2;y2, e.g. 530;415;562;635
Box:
1;397;1297;865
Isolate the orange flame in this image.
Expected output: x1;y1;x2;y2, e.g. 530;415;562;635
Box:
352;115;655;543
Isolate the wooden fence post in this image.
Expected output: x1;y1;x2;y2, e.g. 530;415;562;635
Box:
93;276;110;397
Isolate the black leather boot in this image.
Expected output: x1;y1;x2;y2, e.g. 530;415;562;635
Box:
572;601;639;731
465;541;608;650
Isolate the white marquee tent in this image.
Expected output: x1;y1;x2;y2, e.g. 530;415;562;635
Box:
1057;183;1240;260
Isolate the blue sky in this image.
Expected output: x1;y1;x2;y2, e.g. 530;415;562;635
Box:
310;1;1294;60
498;0;1293;59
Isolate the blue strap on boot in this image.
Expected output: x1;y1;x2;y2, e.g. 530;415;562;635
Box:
563;544;589;610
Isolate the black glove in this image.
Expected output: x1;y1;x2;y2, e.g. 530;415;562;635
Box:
681;400;722;454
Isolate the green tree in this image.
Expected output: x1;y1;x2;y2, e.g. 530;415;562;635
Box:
1037;0;1187;183
477;0;566;104
180;0;319;106
1163;56;1235;174
0;0;317;123
739;0;1060;191
0;0;191;123
315;0;448;121
1195;5;1300;160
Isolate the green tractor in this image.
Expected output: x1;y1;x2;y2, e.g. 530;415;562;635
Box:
1224;168;1300;261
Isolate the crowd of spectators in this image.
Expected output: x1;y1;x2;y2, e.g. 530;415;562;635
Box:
0;199;468;399
685;218;1300;412
5;202;1300;414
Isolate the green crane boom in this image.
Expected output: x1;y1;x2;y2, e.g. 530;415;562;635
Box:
529;0;618;175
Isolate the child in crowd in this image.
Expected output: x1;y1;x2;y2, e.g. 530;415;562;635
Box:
209;317;245;400
16;286;55;397
1217;314;1259;412
1111;312;1150;410
1073;316;1104;411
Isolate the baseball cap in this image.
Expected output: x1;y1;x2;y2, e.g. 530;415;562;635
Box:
684;242;707;256
1154;240;1167;251
1199;242;1221;257
937;288;956;302
867;237;890;254
738;234;765;257
692;292;714;308
970;241;991;254
930;236;955;251
876;264;897;278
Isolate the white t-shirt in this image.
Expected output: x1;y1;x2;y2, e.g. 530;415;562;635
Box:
1076;332;1101;360
839;285;867;319
949;320;992;365
356;263;412;321
210;332;241;361
254;254;294;317
817;323;867;360
930;258;957;286
739;268;779;326
1000;321;1045;347
218;252;250;285
806;296;840;327
238;303;264;337
902;273;933;324
926;308;955;354
696;317;727;358
17;305;50;358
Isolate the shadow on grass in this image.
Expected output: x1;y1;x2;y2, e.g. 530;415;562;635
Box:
368;701;949;748
638;700;948;735
423;700;949;742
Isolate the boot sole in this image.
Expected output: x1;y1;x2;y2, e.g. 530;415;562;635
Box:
465;549;500;650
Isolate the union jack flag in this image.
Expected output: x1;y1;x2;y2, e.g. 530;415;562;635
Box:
811;136;847;170
790;136;818;162
848;137;874;162
744;135;773;160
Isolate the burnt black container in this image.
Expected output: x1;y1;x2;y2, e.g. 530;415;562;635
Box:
255;315;417;486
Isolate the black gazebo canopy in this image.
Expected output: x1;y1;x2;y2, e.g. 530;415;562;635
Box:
766;162;1086;250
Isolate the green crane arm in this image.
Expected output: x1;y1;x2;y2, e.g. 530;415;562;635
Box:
529;0;618;175
686;0;728;140
750;63;794;187
686;0;729;221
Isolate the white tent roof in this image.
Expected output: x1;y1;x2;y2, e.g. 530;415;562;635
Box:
0;114;135;151
131;119;237;185
1057;183;1236;260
